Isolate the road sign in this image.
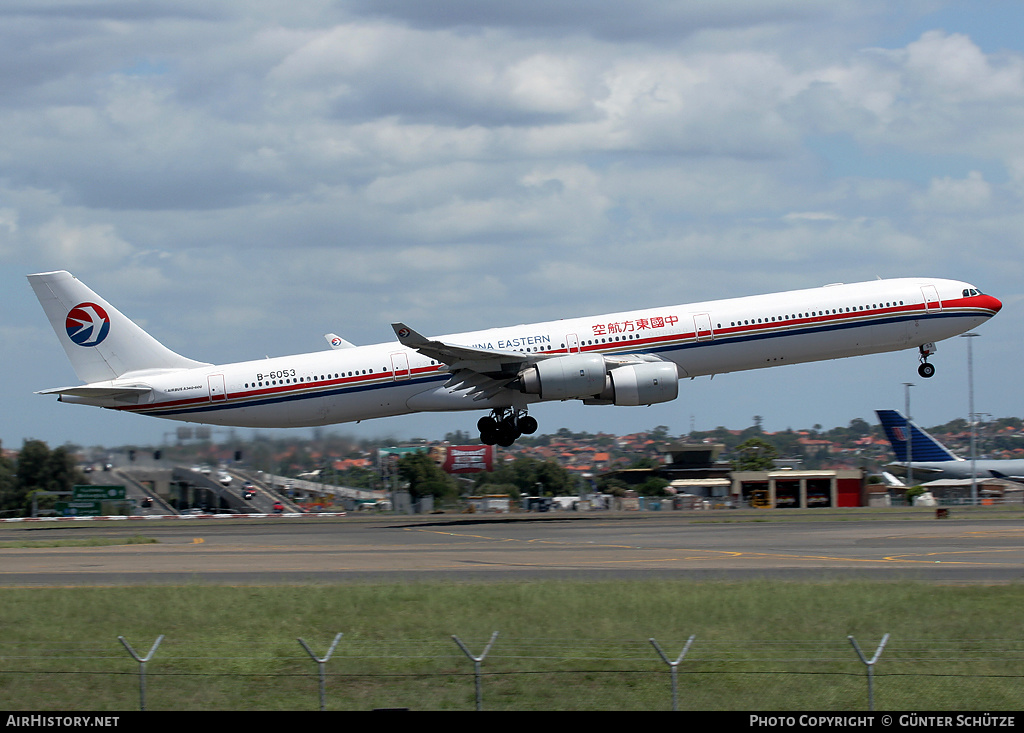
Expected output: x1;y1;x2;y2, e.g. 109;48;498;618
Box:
55;501;103;516
73;485;126;501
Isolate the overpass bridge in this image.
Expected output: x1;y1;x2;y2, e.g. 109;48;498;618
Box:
105;465;384;515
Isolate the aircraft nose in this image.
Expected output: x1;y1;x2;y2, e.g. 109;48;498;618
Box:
980;293;1003;315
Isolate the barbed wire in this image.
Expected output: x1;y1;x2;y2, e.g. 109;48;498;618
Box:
3;636;1024;664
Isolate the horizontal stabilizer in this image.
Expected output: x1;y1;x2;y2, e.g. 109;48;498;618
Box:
38;384;152;406
885;463;944;476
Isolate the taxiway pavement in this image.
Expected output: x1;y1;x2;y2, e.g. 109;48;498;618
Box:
1;511;1022;586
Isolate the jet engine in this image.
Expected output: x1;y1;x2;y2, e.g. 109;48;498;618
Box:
601;362;679;405
516;353;607;400
516;354;679;405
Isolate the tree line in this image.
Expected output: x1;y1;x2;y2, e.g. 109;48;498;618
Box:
0;440;87;517
394;450;674;503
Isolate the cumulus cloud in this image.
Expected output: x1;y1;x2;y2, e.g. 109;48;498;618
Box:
915;170;993;212
34;217;134;268
5;1;1024;446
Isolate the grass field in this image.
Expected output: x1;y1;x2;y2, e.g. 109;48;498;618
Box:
2;580;1023;711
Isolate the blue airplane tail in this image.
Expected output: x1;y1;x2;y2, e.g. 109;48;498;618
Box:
875;409;960;463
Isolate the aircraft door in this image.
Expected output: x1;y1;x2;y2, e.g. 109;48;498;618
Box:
390;352;411;380
693;313;714;341
921;285;941;312
565;334;580;353
207;374;226;402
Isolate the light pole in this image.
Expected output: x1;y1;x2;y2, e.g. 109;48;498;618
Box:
961;332;979;506
903;383;914;489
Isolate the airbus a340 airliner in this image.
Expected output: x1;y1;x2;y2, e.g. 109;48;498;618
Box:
28;270;1000;446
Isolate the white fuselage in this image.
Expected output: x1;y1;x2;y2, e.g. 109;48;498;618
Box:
887;460;1024;483
71;277;1000;428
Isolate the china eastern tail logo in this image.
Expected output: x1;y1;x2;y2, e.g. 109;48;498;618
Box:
66;302;110;347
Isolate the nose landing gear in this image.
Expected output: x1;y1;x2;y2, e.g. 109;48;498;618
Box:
918;343;936;379
478;409;538;447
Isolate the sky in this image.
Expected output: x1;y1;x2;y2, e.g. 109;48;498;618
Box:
4;0;1024;450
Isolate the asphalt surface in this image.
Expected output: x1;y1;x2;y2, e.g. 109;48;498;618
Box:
1;510;1022;586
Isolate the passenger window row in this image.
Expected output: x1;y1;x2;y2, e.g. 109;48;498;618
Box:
242;361;445;390
566;333;644;348
728;301;906;328
244;369;379;389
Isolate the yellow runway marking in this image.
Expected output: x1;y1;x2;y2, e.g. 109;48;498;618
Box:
404;526;1021;567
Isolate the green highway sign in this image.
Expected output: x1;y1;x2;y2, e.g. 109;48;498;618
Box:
73;485;126;501
55;501;103;517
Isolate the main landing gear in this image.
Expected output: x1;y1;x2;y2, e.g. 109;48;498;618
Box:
918;343;936;379
478;408;538;447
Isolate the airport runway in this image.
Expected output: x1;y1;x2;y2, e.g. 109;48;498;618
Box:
1;512;1023;586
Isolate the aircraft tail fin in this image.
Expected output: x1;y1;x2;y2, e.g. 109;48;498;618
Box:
325;333;356;350
875;409;960;463
27;270;210;384
880;471;906;487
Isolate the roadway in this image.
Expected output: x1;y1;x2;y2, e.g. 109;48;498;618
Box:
1;510;1022;586
104;465;301;516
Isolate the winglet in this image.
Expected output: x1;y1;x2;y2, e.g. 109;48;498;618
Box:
324;333;356;350
392;322;429;347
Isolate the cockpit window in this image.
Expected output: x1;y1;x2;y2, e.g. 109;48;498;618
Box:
962;288;983;297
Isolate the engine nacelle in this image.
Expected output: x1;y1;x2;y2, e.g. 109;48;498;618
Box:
602;362;679;406
518;354;607;400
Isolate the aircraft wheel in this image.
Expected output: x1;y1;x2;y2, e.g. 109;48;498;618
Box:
480;428;498;445
918;362;935;379
478;416;498;433
518;415;538;435
495;419;521;447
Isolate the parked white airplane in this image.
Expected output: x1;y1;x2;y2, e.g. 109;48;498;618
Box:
877;409;1024;483
28;270;1001;446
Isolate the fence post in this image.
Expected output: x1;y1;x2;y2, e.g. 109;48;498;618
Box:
117;635;164;711
650;635;696;711
848;633;890;711
452;631;499;711
298;633;344;711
